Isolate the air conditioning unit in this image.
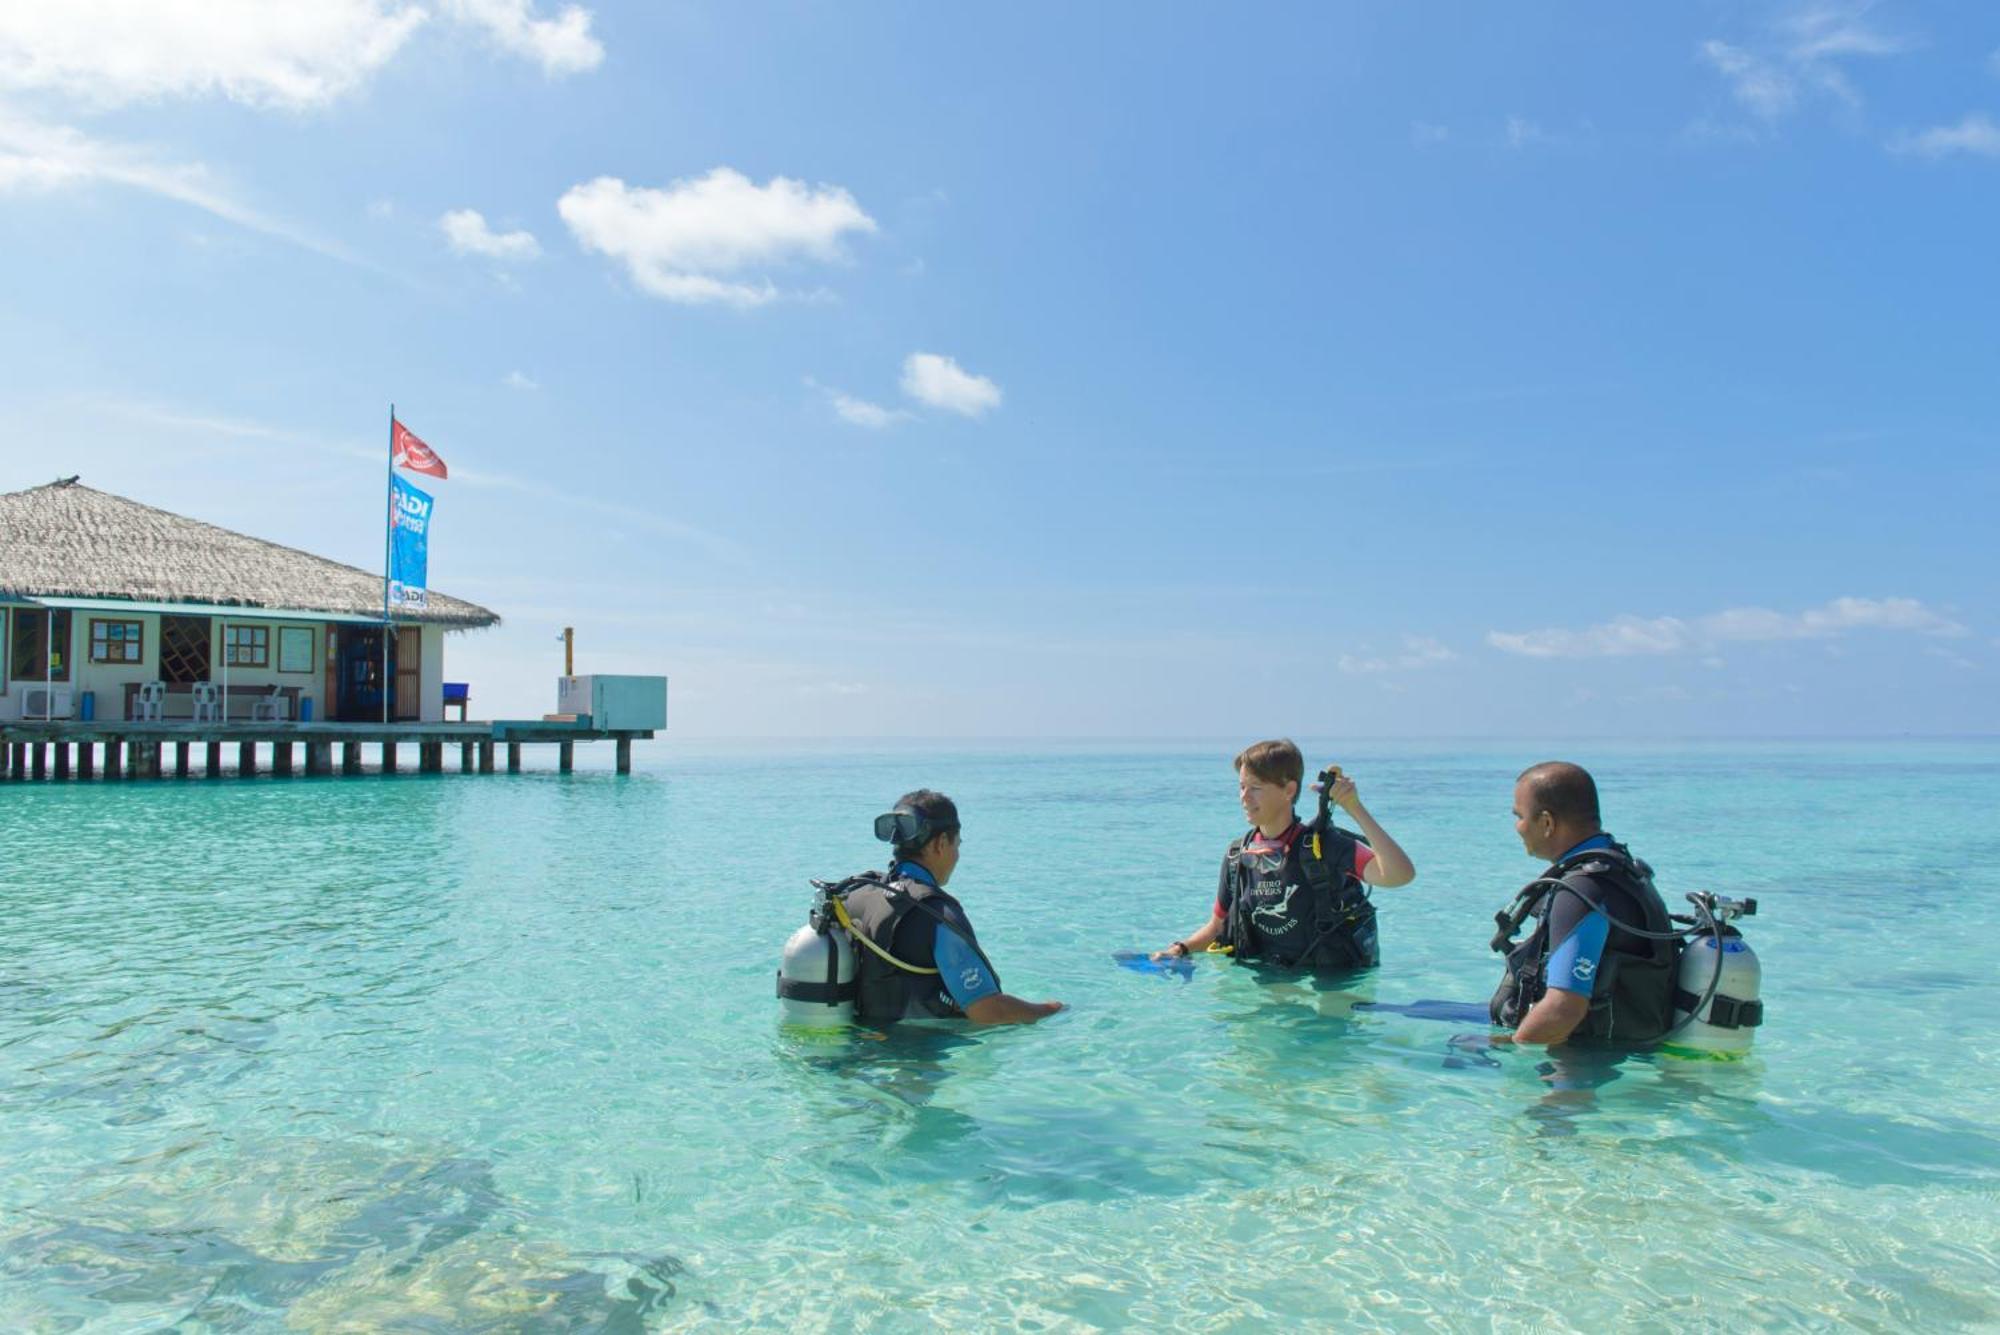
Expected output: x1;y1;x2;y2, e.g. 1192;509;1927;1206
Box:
556;675;668;730
22;687;73;720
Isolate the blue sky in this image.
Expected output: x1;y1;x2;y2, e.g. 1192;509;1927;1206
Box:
1;1;1994;736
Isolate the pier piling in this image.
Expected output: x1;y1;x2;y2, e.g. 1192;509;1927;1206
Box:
2;721;652;783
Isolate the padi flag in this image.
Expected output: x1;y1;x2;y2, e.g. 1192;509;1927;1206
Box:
388;475;433;610
392;418;448;479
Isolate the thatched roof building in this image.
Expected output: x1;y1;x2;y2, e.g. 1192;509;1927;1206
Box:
0;478;498;628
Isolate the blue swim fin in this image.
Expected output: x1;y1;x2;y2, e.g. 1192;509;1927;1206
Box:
1112;949;1195;981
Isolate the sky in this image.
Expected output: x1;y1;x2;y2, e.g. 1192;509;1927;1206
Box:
1;1;1994;738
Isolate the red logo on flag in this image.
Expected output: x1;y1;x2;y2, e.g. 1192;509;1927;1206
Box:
392;419;448;479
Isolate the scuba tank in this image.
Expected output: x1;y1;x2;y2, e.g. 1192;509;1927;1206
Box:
776;881;856;1028
1488;879;1765;1055
1666;892;1764;1057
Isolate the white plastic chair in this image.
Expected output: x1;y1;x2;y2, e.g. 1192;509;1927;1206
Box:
191;683;221;723
136;682;166;721
249;686;288;722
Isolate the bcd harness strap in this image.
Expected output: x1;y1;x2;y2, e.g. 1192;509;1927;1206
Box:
775;907;857;1004
1671;986;1763;1029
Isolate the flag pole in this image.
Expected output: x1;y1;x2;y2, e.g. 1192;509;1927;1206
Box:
383;403;395;726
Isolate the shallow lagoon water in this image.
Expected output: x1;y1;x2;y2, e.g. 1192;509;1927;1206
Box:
2;739;1997;1330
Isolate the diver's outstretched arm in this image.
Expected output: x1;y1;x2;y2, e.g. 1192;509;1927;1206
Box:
964;993;1065;1025
1152;915;1222;961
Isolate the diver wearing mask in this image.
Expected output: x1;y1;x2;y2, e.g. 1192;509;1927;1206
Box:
834;789;1064;1026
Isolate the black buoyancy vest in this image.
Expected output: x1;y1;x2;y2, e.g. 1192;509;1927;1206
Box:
1489;842;1679;1045
1222;823;1378;970
840;871;1001;1022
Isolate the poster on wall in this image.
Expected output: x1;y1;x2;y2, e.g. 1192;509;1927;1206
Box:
278;626;314;673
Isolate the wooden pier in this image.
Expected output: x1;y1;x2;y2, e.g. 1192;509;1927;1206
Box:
0;719;654;781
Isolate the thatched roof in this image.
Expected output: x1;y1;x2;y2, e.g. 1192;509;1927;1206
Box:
0;479;499;629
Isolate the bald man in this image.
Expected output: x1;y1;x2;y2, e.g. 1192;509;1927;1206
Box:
1489;762;1679;1046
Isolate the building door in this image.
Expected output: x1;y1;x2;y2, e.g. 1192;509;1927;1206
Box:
323;624;340;719
337;627;390;722
394;627;422;721
158;615;213;685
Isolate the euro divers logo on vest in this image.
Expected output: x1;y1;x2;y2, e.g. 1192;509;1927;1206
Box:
1250;883;1302;936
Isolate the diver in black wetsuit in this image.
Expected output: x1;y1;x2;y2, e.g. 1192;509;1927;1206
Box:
1153;738;1415;968
1488;762;1678;1047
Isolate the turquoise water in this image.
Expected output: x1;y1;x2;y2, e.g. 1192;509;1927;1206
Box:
3;740;1997;1331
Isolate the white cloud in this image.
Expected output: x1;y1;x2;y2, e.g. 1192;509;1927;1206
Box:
440;207;541;259
900;352;1001;417
0;0;426;110
797;680;869;697
1488;596;1965;658
440;0;602;77
1338;636;1457;675
558;168;876;307
803;376;908;428
503;370;539;390
1504;115;1548;149
1505;116;1598;150
1489;615;1694;659
1891;113;2000;159
0;112;352;262
0;0;601;112
1701;41;1796;119
1781;4;1905;64
1411;121;1450;146
1700;5;1908;122
367;198;395;219
831;393;902;429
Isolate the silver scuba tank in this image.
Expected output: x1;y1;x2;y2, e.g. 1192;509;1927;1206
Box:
1668;894;1763;1056
776;887;856;1027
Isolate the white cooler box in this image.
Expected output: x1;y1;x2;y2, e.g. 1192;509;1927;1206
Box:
556;675;668;730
